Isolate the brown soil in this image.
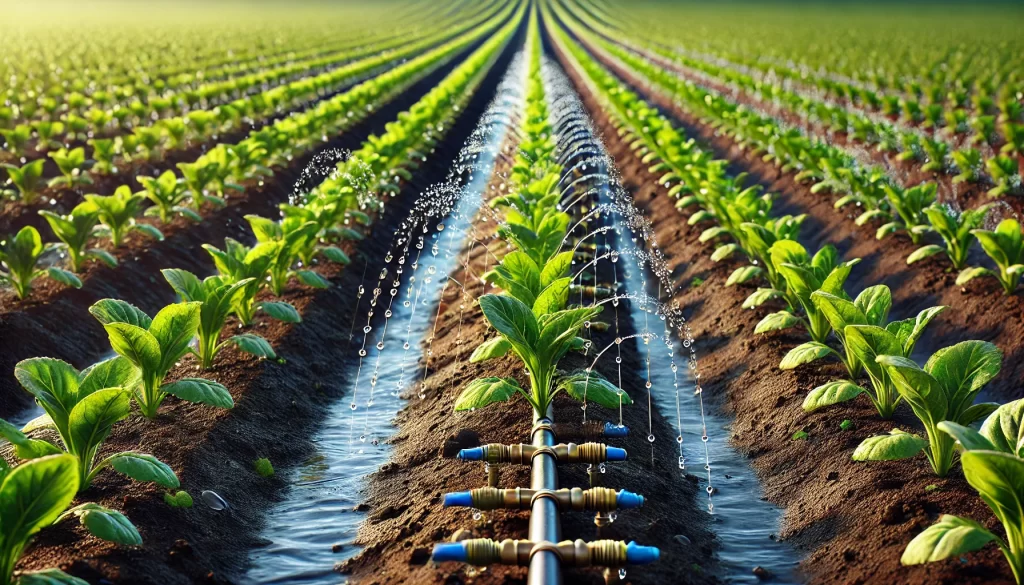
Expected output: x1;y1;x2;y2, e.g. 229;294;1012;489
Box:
552;23;1023;585
0;38;489;421
5;31;516;585
338;95;719;585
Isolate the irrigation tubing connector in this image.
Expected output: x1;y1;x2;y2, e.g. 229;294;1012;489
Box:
431;538;660;568
549;421;629;441
443;486;644;511
456;441;628;464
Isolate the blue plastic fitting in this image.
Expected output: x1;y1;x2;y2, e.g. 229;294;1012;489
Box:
605;446;627;461
603;422;630;437
625;541;660;565
457;447;484;461
616;490;644;509
443;491;474;507
432;542;468;563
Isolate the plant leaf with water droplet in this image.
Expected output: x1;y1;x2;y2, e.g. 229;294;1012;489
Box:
726;265;762;286
454;377;521;411
557;371;632;409
742;287;779;309
754;310;800;334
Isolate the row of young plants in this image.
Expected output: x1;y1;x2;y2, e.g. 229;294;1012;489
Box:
550;14;1024;583
0;1;505;206
567;1;1023;197
0;3;518;301
576;0;1023;128
0;0;466;128
459;9;628;417
0;11;523;585
553;6;1024;296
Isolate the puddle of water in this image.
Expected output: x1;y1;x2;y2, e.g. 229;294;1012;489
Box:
543;55;802;585
244;52;526;585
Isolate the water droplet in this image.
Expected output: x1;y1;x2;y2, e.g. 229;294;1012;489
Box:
648;434;655;443
201;490;229;511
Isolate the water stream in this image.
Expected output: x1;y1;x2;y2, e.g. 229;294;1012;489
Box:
243;51;527;585
543;54;803;584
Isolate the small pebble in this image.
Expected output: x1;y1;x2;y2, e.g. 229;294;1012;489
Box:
753;566;774;580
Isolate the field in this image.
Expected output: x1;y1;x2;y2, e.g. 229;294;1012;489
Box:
1;1;1023;584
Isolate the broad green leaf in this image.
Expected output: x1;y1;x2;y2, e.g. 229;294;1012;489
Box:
742;287;779;309
0;454;80;549
533;277;570;317
711;243;739;262
846;325;902;382
981;398;1024;457
259;301;301;323
162;378;234;409
907;245;944;264
540;252;573;288
454;377;520;411
89;299;152;328
228;334;277;360
811;291;865;338
469;337;511;363
558;371;633;409
961;450;1024;545
754;310;800;334
726;265;762;286
149;302;201;372
295;269;330;288
14;358;80;423
924;340;1002;398
320;246;350;264
87;249;118;268
107;452;179;488
103;323;161;374
962;402;1000;425
900;306;947;355
780;342;835;370
878;354;948;425
46;267;82;288
852;429;927;461
479;294;539;348
854;285;891;325
77;356;137;400
61;502;142;545
0;418;62;459
14;569;89;585
802;380;866;411
901;515;997;565
68;388;130;456
956;266;994;286
161;268;204;302
20;414;55;434
937;421;996;452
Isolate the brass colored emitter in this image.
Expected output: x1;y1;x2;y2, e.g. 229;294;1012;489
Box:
457;442;627;464
431;538;659;567
443;486;643;512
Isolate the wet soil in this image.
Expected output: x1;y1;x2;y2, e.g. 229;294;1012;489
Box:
5;30;517;585
0;37;490;421
338;134;720;585
552;25;1023;585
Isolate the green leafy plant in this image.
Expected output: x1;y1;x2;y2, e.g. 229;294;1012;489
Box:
162;268;282;369
245;214;340;294
3;356;179;490
254;457;275;477
89;299;234;418
178;160;226;211
851;341;1002;476
163;490;194;508
903;399;1024;582
985;155;1021;198
753;241;859;345
957;219;1023;295
47;147;92;189
877;183;936;244
0;226;81;299
910;203;991;269
0;454;142;585
139;170;195;224
85;186;164;248
951;148;982;184
1;160;46;204
202;238;300;325
40;202;117;273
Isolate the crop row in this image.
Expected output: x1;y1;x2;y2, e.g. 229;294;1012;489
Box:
0;0;475;128
0;2;517;302
0;6;524;584
553;4;1023;296
0;1;505;224
550;7;1024;582
569;1;1023;198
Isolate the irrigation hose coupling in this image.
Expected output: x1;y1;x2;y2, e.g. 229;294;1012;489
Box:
550;421;630;441
432;538;659;567
443;486;644;512
457;442;627;464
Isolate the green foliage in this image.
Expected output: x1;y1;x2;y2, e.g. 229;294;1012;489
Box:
40;202;116;273
0;226;81;299
958;219;1024;295
254;458;275;478
89;299;233;418
85;186;164;248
